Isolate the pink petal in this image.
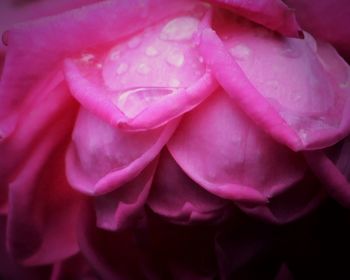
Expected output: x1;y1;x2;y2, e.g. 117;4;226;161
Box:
0;75;77;213
148;149;230;224
63;4;218;131
304;137;350;208
168;90;306;207
6;116;82;266
0;0;198;137
66;108;178;195
198;18;350;150
206;0;301;37
94;159;158;231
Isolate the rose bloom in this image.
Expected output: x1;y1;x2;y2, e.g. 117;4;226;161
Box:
1;0;350;279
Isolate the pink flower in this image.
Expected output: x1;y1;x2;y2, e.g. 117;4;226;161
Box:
1;0;350;278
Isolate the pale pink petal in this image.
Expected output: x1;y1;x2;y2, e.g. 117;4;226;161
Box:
206;0;301;37
168;90;306;209
148;149;230;224
6;115;82;266
94;159;158;231
198;17;350;150
66;108;178;195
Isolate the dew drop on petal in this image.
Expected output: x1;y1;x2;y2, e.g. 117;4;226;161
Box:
166;50;185;67
137;63;151;75
169;78;181;87
160;16;199;41
116;63;129;75
127;36;142;49
110;50;121;61
145;46;159;57
81;53;95;63
113;87;178;118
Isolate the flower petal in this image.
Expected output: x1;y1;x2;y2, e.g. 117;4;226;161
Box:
6;115;82;266
168;90;306;206
0;0;197;137
148;149;230;224
63;4;218;131
0;75;77;213
94;159;158;231
198;18;350;150
66;108;178;195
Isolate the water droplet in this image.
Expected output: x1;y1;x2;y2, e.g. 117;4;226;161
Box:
96;63;103;69
116;63;128;75
229;44;251;60
137;63;151;75
127;36;142;49
169;78;181;87
145;46;158;57
198;56;204;63
81;53;95;63
160;16;199;41
166;50;184;67
110;50;121;61
113;87;178;118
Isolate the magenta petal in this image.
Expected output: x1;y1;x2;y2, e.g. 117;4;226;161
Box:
304;137;350;208
168;90;306;206
198;21;350;150
95;159;158;231
6;119;82;266
148;149;230;224
66;108;178;195
206;0;301;37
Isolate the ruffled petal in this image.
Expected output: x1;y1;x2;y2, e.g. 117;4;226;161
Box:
148;149;230;224
66;108;177;195
198;16;350;151
168;90;306;208
94;159;158;231
6;115;82;265
207;0;301;37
